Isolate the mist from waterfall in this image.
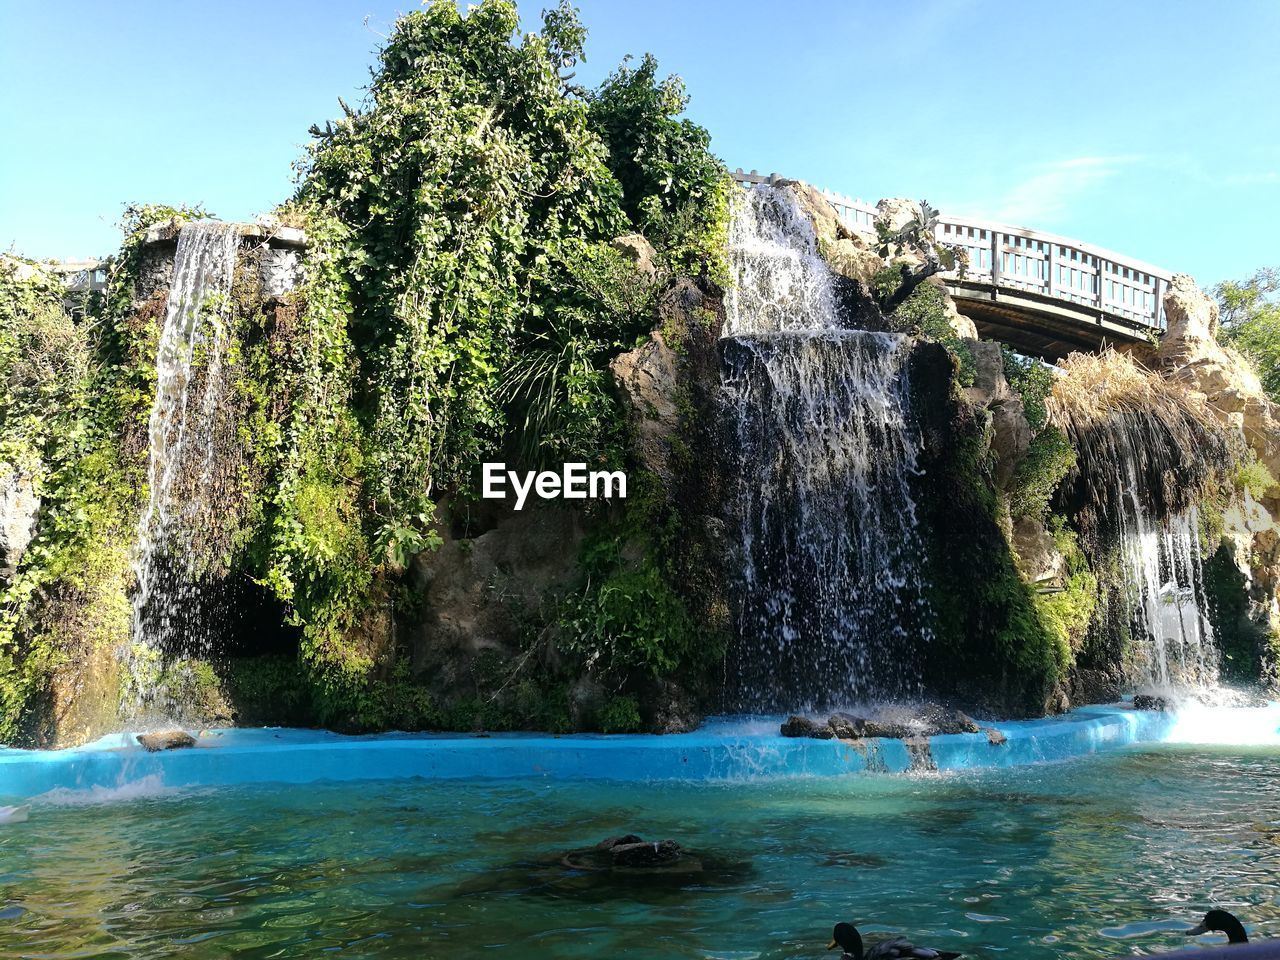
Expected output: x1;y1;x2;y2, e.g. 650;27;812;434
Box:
125;222;240;722
721;185;932;712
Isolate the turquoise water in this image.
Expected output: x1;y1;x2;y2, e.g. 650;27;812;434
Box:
1;743;1278;959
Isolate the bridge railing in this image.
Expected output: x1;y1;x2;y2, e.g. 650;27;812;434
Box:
730;169;1172;332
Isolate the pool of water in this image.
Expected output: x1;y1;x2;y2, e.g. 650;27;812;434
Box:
2;742;1278;959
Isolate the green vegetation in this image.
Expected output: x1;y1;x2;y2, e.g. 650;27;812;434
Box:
1009;427;1076;522
875;268;975;385
1031;521;1098;663
217;0;727;732
0;205;220;743
1001;347;1054;433
1216;267;1280;402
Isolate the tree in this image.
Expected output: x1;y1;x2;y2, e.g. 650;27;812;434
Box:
1216;268;1280;402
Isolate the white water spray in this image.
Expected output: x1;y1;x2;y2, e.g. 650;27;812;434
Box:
721;186;932;711
1111;454;1218;693
126;222;240;720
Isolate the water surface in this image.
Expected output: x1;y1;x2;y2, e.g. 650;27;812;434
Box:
2;743;1277;958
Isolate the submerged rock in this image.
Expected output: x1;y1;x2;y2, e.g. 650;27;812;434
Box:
136;730;197;752
562;835;697;874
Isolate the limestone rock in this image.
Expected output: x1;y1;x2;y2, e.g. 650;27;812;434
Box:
826;712;910;739
825;236;883;286
643;678;701;734
1155;275;1280;660
409;506;585;681
989;395;1033;488
257;246;304;299
876;197;923;233
611;233;659;280
983;727;1008;746
965;341;1012;407
0;467;39;581
1011;516;1065;585
775;179;846;249
136;730;196;752
1163;273;1219;346
610;334;680;481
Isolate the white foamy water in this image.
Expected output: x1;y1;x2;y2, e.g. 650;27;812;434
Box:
34;775;181;807
1163;700;1280;746
721;185;931;712
126;222;240;721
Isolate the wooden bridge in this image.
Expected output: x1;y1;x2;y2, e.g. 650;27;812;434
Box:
732;170;1172;361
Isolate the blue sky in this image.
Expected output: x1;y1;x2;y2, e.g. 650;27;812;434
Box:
2;0;1277;287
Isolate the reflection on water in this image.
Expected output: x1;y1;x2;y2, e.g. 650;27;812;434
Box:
0;745;1278;958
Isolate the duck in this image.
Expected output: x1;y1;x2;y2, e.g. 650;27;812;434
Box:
1185;910;1249;944
828;922;963;960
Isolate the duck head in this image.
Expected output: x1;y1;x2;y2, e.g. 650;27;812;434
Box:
828;922;864;959
1186;910;1248;944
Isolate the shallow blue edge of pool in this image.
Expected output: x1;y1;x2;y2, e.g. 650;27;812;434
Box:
0;705;1179;799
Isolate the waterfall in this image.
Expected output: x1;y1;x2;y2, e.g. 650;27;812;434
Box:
1116;497;1218;692
721;186;932;712
125;222;240;720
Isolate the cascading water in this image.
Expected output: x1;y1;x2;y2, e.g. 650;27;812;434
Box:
1117;498;1218;692
721;185;932;712
1085;419;1220;693
125;222;240;721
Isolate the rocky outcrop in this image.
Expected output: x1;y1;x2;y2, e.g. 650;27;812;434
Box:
409;506;586;682
0;467;39;581
609;334;682;485
1011;516;1064;585
1157;275;1280;677
611;233;659;280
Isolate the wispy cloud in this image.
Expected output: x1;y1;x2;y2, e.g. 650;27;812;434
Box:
957;156;1139;225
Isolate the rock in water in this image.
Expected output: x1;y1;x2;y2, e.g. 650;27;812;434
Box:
562;835;698;874
136;730;197;752
780;715;834;739
593;834;644;851
920;706;981;734
610;839;683;868
1132;694;1169;712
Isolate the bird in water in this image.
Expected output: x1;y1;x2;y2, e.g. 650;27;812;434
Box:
827;922;963;960
1186;910;1249;944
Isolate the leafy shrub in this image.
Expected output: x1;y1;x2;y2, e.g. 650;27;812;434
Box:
599;694;642;733
1009;427;1076;522
1001;346;1055;433
877;269;975;385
